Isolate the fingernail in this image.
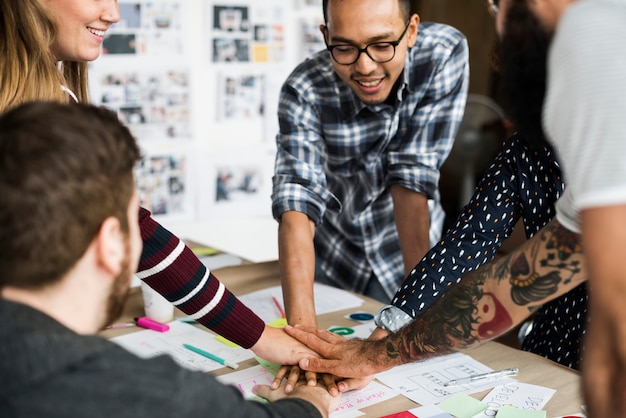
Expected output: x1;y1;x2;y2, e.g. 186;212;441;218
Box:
301;359;309;368
285;383;293;392
331;388;339;396
337;383;345;392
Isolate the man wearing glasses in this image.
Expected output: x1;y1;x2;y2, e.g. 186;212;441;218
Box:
271;0;469;340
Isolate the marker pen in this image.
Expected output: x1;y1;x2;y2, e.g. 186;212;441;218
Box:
134;316;170;332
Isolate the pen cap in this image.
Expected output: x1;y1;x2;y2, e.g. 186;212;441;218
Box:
135;316;170;332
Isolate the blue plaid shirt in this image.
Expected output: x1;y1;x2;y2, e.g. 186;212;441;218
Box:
272;22;469;298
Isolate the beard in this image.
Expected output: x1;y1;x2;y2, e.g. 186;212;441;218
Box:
103;237;133;327
496;0;553;149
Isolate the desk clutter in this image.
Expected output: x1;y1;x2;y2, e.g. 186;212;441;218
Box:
108;280;584;418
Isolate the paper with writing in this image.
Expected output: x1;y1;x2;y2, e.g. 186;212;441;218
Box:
375;353;517;405
110;320;253;372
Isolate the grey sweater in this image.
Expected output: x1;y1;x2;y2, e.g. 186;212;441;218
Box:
0;299;321;418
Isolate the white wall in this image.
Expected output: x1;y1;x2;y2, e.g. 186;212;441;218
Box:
92;0;324;260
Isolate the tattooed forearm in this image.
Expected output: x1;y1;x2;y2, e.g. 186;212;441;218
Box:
507;220;584;305
383;219;587;364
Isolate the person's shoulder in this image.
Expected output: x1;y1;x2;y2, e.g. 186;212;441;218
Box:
417;21;468;50
284;50;335;92
559;0;624;42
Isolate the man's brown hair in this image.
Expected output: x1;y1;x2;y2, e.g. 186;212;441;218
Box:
0;102;141;288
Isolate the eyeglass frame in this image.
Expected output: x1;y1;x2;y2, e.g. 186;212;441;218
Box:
323;19;412;66
488;0;499;15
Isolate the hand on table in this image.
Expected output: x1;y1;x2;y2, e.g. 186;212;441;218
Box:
283;324;393;386
253;379;340;418
251;324;319;365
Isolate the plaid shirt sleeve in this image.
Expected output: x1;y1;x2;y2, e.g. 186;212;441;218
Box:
386;23;470;199
271;61;341;225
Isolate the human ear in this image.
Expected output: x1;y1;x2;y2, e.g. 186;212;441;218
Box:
94;217;125;276
407;14;420;48
319;24;329;44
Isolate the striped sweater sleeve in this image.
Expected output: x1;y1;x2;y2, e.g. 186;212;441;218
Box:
135;207;265;349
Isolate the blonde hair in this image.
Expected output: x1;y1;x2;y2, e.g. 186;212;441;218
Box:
0;0;90;112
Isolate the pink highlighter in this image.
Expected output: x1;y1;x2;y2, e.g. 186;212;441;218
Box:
134;316;170;332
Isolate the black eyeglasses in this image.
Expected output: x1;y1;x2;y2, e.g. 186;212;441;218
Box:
324;20;411;66
488;0;499;15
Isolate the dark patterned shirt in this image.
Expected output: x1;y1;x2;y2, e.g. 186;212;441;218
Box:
378;134;588;369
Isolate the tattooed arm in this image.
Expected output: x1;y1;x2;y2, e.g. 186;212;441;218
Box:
285;218;586;378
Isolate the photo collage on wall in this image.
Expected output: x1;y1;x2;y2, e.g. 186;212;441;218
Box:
210;3;286;64
93;0;194;220
91;1;326;222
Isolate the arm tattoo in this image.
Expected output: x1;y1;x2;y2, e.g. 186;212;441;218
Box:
384;220;586;364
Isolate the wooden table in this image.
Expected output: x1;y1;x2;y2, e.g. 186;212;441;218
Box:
104;261;584;417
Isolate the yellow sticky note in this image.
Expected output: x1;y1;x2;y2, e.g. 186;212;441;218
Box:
191;247;220;256
495;405;546;418
438;393;488;418
215;335;240;348
268;317;288;328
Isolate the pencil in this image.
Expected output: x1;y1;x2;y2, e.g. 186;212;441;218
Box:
272;295;286;318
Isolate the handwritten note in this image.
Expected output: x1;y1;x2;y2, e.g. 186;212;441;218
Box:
470;382;555;417
110;320;254;372
331;381;398;417
375;353;518;406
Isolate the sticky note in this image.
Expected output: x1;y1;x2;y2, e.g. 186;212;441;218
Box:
215;335;240;348
268;318;288;328
254;357;281;376
438;393;488;418
191;247;220;256
495;405;546;418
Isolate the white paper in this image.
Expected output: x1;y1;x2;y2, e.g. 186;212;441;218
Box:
216;364;277;397
375;353;517;406
405;404;454;418
110;320;254;372
471;382;556;417
217;365;397;417
238;284;364;323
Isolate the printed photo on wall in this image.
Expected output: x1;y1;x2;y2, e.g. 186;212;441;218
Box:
135;153;193;220
197;148;274;218
102;0;186;56
217;72;264;121
96;69;192;140
213;38;250;62
213;5;250;32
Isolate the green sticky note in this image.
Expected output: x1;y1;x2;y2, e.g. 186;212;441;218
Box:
438;393;488;418
495;405;546;418
255;356;281;376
